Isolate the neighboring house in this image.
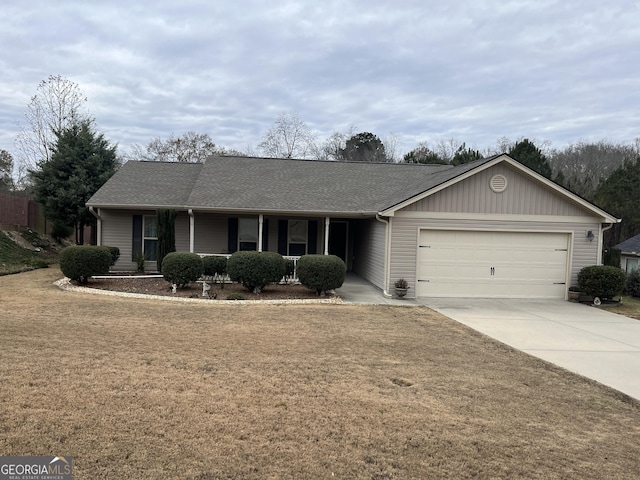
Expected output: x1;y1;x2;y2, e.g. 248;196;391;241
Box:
614;234;640;273
86;154;619;299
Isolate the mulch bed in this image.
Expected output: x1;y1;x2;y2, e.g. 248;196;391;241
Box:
85;275;328;300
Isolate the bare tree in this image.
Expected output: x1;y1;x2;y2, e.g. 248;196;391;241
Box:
258;112;317;159
548;140;638;199
15;75;89;171
130;132;243;163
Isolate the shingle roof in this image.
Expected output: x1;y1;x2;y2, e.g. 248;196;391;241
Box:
87;161;203;208
87;155;497;215
615;234;640;254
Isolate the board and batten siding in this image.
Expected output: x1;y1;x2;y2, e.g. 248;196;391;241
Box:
403;163;590;217
352;218;386;290
389;217;601;297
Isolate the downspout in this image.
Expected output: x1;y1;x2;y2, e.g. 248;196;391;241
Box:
89;207;101;246
598;222;615;265
376;213;392;297
188;209;195;253
258;214;264;252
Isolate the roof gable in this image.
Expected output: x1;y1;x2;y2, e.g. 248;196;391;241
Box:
381;154;619;223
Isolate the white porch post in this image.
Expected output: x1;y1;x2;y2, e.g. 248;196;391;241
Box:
188;209;195;253
324;217;330;255
258;214;264;252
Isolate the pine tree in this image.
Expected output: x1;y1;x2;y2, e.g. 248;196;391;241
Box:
29;120;117;243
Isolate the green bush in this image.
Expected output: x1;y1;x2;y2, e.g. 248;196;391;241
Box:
297;254;346;295
577;265;626;300
104;246;120;266
60;245;112;285
161;252;203;288
226;292;246;301
227;251;286;293
625;269;640;297
203;255;228;277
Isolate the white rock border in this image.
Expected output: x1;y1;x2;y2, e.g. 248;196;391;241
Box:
54;277;343;305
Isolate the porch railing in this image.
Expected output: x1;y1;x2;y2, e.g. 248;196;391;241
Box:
197;253;301;284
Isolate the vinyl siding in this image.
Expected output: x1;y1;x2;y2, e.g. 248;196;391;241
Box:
101;209;155;271
352;219;386;289
390;217;600;298
193;213;229;254
400;164;589;217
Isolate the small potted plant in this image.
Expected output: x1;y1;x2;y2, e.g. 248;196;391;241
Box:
568;286;581;302
394;278;409;298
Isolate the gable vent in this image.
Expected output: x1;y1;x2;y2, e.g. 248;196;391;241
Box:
490;174;508;193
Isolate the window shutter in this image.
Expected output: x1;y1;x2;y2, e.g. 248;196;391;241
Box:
132;215;142;261
278;220;287;255
228;218;238;253
262;219;269;251
308;220;318;254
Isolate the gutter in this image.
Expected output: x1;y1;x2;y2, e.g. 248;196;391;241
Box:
89;206;101;246
376;213;392;297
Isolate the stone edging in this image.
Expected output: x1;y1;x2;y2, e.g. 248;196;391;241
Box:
53;277;344;305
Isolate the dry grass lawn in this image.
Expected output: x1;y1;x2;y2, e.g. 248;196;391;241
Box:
1;268;640;479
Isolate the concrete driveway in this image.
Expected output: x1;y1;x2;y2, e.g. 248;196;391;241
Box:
422;298;640;401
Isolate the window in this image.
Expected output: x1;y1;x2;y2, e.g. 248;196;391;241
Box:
626;258;638;273
288;220;307;256
143;215;158;261
239;218;258;251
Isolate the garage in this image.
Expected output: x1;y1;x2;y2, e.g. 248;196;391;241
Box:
416;230;570;298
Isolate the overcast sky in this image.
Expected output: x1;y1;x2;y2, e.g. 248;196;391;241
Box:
1;0;639;165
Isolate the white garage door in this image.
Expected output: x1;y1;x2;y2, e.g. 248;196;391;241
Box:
417;230;569;298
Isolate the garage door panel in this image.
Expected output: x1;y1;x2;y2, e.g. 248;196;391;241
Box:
417;230;569;298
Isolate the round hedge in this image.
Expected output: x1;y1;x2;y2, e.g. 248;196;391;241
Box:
203;255;228;277
227;251;286;293
577;265;626;300
60;245;112;285
297;254;346;295
161;252;203;288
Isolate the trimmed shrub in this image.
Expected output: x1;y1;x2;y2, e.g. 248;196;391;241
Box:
227;251;286;293
297;254;346;295
625;268;640;298
60;245;112;285
203;255;228;277
104;246;120;266
577;265;626;300
161;252;203;288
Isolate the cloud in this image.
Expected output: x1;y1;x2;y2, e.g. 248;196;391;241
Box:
1;0;638;163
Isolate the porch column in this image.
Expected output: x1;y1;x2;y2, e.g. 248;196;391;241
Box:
324;217;330;255
188;209;195;253
258;214;264;252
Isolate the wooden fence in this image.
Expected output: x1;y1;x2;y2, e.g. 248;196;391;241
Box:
0;192;47;233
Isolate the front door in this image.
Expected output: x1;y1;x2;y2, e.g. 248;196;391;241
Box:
328;221;348;262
